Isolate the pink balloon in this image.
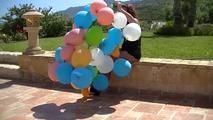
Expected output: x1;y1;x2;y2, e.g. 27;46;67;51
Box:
90;0;107;16
61;45;75;61
97;7;114;26
48;62;59;82
64;28;85;46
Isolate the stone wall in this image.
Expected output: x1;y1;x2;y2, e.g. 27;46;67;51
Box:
110;59;213;96
18;53;213;96
0;52;22;64
18;52;54;82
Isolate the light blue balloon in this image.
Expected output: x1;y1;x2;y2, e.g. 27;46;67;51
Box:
71;67;93;89
99;38;117;55
92;74;109;92
108;28;124;45
113;58;132;77
74;11;93;29
55;47;63;63
83;5;96;22
56;62;73;84
86;65;98;78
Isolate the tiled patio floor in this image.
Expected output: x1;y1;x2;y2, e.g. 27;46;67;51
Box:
0;79;213;120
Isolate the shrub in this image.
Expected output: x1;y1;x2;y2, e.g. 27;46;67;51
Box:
155;22;193;36
194;24;213;36
40;14;67;37
0;33;11;43
13;33;27;41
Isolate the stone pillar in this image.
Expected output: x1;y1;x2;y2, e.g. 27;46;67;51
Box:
22;10;45;55
23;27;44;55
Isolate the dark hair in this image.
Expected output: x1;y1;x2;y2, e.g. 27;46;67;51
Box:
121;4;137;18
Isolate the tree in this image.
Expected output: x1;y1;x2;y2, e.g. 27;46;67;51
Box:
197;0;213;24
0;4;34;41
0;4;68;42
209;8;213;23
173;0;183;27
188;0;197;27
40;7;67;37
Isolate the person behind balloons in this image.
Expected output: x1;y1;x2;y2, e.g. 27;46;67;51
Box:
115;1;142;63
89;1;142;96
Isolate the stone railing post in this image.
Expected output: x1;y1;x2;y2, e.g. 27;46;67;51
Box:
22;10;45;55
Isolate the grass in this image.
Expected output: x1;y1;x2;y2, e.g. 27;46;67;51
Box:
0;37;64;52
0;32;213;60
142;32;213;60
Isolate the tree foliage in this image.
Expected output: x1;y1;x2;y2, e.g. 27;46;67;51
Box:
0;4;69;42
40;7;67;37
197;0;213;24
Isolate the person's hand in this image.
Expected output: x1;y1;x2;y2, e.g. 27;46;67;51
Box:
120;51;139;63
114;1;122;11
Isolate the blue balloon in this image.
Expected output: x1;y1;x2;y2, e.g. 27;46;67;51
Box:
86;65;97;78
56;62;73;84
55;47;63;62
99;38;117;55
92;74;109;91
108;28;124;45
83;5;90;11
74;11;93;29
71;68;93;89
83;5;96;22
113;58;132;77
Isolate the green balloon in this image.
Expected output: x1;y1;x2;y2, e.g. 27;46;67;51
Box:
93;67;98;79
86;26;104;46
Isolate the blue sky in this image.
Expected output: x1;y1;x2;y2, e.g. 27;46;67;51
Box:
0;0;128;17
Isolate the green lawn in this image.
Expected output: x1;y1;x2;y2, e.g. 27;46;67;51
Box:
0;32;213;60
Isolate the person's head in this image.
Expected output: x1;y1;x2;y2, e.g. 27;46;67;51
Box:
121;4;137;18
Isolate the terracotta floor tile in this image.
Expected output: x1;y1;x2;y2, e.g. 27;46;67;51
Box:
133;102;163;114
139;113;170;120
0;79;212;120
163;104;191;113
172;112;204;120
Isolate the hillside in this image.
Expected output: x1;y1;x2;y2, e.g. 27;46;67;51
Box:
57;0;173;21
134;0;173;21
57;0;141;18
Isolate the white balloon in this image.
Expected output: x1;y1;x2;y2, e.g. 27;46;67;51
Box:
112;12;127;29
97;56;114;74
123;23;141;41
90;48;104;66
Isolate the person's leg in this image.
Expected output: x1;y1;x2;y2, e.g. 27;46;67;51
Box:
90;85;101;96
90;72;112;96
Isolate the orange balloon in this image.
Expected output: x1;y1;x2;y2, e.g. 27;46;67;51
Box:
71;48;92;68
81;88;90;97
111;48;120;58
90;0;107;16
97;7;114;26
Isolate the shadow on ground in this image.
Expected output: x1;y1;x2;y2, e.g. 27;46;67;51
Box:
31;97;117;120
0;79;14;89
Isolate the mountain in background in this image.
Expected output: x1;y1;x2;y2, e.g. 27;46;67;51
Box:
134;0;173;21
57;0;139;18
57;0;173;21
57;6;85;18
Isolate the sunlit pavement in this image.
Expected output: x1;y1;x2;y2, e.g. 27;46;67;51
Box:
0;79;213;120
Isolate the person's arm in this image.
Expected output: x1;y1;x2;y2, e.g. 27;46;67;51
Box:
120;51;139;63
115;2;139;24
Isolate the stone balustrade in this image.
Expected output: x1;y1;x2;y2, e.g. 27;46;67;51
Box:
18;52;213;96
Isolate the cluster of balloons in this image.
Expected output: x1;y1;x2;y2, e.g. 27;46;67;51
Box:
48;0;142;97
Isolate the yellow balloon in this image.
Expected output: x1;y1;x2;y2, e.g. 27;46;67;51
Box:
111;47;120;58
81;88;90;97
71;47;92;68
